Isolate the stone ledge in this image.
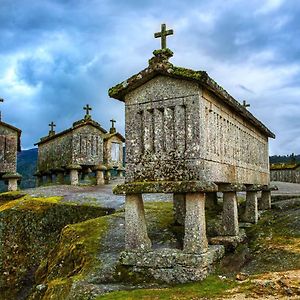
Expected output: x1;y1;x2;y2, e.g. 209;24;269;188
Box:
113;181;218;195
120;245;224;268
2;172;22;179
209;230;247;251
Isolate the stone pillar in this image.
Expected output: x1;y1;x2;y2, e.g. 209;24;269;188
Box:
244;191;258;224
36;176;42;187
183;192;208;253
46;173;52;184
70;169;79;185
105;169;112;184
96;170;105;185
8;178;18;191
222;192;239;236
56;172;65;185
125;194;151;250
118;168;124;178
67;165;81;186
173;193;186;225
205;192;218;210
260;190;271;210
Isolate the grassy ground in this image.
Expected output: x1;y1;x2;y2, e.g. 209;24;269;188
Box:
96;202;300;300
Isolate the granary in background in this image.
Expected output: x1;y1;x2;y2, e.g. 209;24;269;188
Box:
34;106;124;186
103;119;125;180
109;24;275;284
270;163;300;183
0;99;22;191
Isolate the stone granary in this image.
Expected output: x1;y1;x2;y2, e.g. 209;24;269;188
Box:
109;24;276;283
34;106;124;186
0;99;22;191
103;119;125;180
270;163;300;183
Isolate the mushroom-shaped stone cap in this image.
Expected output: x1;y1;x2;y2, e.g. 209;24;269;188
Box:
117;166;125;171
2;172;22;179
66;164;82;170
93;164;107;171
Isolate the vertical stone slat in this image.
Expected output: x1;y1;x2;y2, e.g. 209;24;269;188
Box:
175;105;186;155
164;107;175;152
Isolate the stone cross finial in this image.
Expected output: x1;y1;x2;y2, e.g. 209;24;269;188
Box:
49;121;56;132
243;100;250;108
110;119;116;128
154;23;174;49
83;104;92;117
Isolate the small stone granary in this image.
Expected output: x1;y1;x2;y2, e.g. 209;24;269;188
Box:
0;99;22;191
270;163;300;183
34;105;124;186
109;24;276;283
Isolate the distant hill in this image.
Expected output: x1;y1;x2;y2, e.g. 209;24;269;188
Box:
17;148;38;189
269;154;300;164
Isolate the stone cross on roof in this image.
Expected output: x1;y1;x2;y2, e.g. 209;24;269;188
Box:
110;119;116;128
154;23;174;49
243;100;250;108
49;121;56;133
83;104;92;118
110;119;116;134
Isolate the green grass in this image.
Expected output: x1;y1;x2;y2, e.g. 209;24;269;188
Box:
95;275;237;300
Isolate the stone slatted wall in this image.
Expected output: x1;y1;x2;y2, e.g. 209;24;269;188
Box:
125;75;269;185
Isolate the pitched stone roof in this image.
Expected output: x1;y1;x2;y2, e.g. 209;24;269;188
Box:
35;118;107;146
0;121;21;151
109;48;275;139
103;132;125;142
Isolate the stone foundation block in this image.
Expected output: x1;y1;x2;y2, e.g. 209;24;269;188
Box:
119;245;224;283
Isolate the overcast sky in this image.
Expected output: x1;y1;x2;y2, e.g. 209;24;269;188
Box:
0;0;299;155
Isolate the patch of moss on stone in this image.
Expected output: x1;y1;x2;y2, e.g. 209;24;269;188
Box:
0;191;26;202
0;194;114;300
32;215;110;299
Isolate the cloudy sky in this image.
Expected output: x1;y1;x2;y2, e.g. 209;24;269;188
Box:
0;0;299;155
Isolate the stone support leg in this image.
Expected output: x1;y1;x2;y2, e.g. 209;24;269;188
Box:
125;194;151;250
244;191;258;224
118;170;124;178
56;172;65;185
183;192;208;253
260;191;271;210
46;174;52;184
222;192;239;236
173;193;186;225
106;170;111;184
70;169;79;185
36;176;43;187
96;171;105;185
8;178;18;191
205;192;218;210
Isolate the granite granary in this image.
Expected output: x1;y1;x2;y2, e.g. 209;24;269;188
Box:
34;105;124;186
109;24;276;283
0;99;22;191
270;163;300;183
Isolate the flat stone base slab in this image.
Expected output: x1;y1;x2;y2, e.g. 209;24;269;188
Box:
119;245;225;284
209;230;246;251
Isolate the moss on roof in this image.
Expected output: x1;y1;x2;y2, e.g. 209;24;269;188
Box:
108;49;275;139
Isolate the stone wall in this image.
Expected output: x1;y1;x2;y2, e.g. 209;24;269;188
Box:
124;75;269;185
0;125;18;174
37;125;104;172
270;168;300;183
